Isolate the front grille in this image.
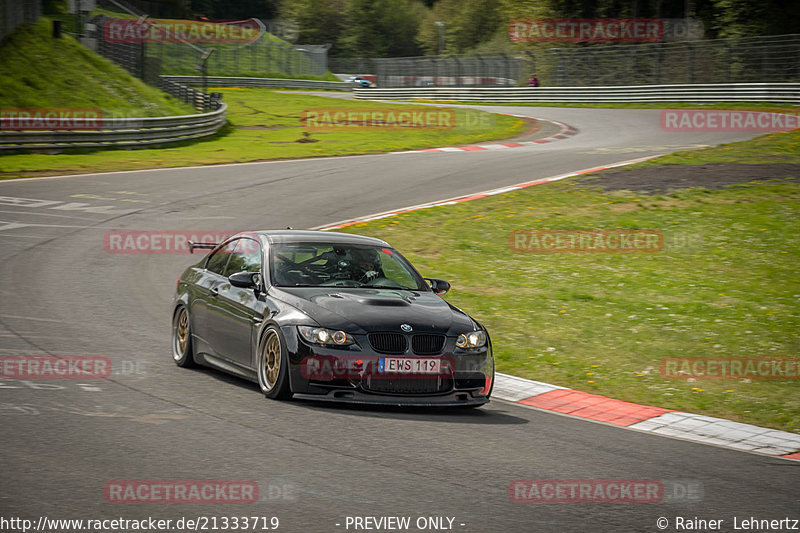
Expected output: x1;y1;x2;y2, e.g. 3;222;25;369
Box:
368;332;407;355
364;376;453;395
411;334;445;355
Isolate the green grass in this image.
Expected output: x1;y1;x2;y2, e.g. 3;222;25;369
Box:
90;5;337;80
147;40;341;80
338;177;800;433
0;88;524;178
632;129;800;166
0;19;194;117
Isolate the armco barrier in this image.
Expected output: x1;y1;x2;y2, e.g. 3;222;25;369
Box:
0;73;346;152
161;75;352;91
0;104;227;151
353;83;800;104
159;78;222;112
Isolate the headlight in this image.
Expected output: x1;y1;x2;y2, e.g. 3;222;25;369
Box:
456;330;487;349
298;326;355;346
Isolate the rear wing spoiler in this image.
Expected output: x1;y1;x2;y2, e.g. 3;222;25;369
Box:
188;241;219;254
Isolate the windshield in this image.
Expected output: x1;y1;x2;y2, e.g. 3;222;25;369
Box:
270;242;426;290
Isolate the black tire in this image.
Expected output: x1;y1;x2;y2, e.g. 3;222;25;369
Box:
171;305;197;368
257;326;291;400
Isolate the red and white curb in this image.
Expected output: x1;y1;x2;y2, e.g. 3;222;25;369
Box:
493;373;800;460
317;158;800;461
317;156;655;231
392;116;578;154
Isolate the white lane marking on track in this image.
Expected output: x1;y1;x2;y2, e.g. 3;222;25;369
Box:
0;335;70;338
0;403;40;415
313;154;663;230
0;197;61;208
0;315;70;323
486;187;521;195
0;209;103;219
0;222;30;232
0;234;58;239
178;215;238;220
0;152;397;182
478;144;512;149
585;144;709;154
0;196;134;214
0;221;94;229
50;202;134;214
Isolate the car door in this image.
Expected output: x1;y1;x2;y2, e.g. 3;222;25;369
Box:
190;239;236;358
210;237;264;369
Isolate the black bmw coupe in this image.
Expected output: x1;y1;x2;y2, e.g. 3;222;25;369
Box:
172;230;494;407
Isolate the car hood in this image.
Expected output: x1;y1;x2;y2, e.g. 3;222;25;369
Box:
269;287;476;334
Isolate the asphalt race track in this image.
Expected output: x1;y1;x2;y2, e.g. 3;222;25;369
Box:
1;105;797;533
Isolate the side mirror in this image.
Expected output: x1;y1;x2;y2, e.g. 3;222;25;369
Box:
425;278;451;295
229;271;259;289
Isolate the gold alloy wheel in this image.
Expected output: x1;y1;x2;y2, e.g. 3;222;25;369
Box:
173;307;189;361
259;331;281;391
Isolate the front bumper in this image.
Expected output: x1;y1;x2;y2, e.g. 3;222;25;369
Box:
292;389;489;407
283;326;494;403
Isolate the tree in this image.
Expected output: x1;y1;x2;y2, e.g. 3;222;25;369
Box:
280;0;349;53
338;0;427;57
711;0;800;38
418;0;502;55
190;0;279;20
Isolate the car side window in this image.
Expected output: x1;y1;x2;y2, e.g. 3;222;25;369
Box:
224;238;262;277
205;240;237;275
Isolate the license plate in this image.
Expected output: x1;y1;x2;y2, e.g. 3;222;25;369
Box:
379;357;440;374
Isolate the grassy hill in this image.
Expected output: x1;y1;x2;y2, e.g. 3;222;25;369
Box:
0;19;195;117
90;7;338;81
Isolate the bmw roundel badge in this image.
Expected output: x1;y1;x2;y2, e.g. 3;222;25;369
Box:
400;324;413;332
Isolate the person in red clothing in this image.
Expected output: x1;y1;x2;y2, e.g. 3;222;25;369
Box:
528;73;540;87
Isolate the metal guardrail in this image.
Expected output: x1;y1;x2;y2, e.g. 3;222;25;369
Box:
354;83;800;104
0;104;227;151
0;73;345;152
161;75;353;91
159;78;223;111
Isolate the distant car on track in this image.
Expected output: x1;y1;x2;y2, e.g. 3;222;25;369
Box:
344;75;374;88
172;230;494;407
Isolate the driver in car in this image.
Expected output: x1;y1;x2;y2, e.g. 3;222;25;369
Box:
349;248;382;283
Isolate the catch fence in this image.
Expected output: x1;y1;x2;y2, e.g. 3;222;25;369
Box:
0;0;41;42
330;34;800;88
